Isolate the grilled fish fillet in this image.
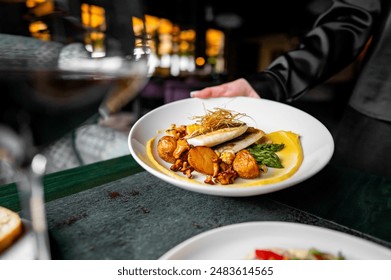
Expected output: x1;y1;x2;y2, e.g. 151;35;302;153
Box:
186;125;248;147
214;127;266;154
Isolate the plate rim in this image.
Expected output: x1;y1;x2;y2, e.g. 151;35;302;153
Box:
158;221;391;260
128;97;335;197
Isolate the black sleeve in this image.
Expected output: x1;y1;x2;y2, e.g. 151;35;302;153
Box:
246;0;381;102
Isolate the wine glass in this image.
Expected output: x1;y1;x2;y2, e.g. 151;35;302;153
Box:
0;0;150;259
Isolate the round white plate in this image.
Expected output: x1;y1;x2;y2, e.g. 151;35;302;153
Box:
159;221;391;260
128;97;334;197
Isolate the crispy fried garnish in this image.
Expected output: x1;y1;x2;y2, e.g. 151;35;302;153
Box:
188;108;247;137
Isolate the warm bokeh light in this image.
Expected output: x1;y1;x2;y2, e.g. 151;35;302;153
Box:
24;2;225;76
139;14;224;75
132;16;145;36
158;18;174;34
26;0;47;8
29;20;47;33
195;56;206;66
29;20;50;41
179;41;190;53
180;29;196;42
179;29;196;55
81;3;106;29
206;28;224;57
26;0;54;17
158;33;172;55
81;3;106;57
145;15;160;34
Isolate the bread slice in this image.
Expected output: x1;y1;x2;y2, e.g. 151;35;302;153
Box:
0;206;23;253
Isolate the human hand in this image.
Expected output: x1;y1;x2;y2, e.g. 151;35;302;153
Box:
190;78;260;99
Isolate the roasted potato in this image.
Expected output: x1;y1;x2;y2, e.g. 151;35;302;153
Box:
157;136;177;163
188;146;219;175
233;149;260;179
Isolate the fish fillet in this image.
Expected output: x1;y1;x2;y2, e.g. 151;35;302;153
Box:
186;125;248;147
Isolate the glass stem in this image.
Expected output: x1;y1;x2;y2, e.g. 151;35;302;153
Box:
18;154;51;260
30;154;51;260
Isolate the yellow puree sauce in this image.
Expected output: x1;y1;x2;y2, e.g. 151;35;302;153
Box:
145;130;303;187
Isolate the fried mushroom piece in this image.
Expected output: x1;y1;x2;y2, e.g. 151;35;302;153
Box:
157;136;177;163
173;139;190;159
188;146;219;175
214;167;238;185
232;149;260;179
165;124;187;139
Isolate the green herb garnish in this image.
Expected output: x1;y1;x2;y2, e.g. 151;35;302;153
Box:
247;143;285;168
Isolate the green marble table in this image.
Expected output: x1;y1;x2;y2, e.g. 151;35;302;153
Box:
0;155;390;259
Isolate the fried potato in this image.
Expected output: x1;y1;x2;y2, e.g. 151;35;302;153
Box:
233;149;260;179
157;135;177;163
188;146;219;175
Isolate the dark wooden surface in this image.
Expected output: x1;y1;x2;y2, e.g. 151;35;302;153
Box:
1;155;390;259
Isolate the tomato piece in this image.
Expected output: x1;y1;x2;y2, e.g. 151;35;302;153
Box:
255;249;284;260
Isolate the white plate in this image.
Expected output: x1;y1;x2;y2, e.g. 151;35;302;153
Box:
128;97;334;197
159;222;391;260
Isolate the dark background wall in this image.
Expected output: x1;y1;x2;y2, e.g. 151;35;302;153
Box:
141;0;355;136
143;0;333;77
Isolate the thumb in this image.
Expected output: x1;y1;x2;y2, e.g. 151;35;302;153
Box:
190;90;201;98
190;89;215;98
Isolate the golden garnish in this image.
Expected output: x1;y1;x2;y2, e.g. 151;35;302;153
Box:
189;108;246;137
